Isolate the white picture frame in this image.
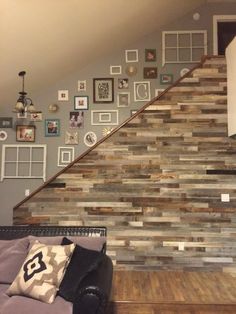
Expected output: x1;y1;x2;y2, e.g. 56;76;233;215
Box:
117;92;130;107
155;88;165;97
110;65;122;75
57;147;75;167
125;49;139;63
91;110;119;125
58;90;69;101
134;81;151;102
78;80;87;92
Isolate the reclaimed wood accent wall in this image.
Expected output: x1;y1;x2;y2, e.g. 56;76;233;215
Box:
14;57;236;272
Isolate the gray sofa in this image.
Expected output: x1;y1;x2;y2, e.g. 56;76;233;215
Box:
0;226;113;314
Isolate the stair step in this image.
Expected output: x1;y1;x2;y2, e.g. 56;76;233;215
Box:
181;77;200;84
170;86;225;93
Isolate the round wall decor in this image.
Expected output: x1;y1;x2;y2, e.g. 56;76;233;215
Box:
0;130;7;141
84;131;97;147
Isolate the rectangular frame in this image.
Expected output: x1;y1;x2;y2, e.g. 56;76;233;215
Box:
45;119;60;137
0;117;13;128
74;96;89;110
117;92;130;107
125;49;139;63
145;48;157;62
57;146;75;167
30;112;43;121
143;67;158;79
58;90;69;101
91;110;119;125
16;125;35;142
110;65;122;75
78;80;86;92
134;81;151;102
93;78;114;103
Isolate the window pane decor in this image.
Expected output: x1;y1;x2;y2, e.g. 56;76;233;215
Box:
162;30;207;66
1;145;47;181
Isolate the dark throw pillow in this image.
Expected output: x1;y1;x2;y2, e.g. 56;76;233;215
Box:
59;237;104;302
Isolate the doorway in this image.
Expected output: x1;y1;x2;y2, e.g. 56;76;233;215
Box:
213;15;236;55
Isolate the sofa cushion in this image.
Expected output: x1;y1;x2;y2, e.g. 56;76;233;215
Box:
59;237;104;302
7;241;75;304
0;284;11;311
0;237;29;284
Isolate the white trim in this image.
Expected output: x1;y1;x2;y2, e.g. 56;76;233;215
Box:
125;49;139;63
110;65;122;75
57;146;74;167
91;110;119;125
213;15;236;55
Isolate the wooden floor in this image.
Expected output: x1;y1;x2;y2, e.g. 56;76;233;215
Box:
109;271;236;313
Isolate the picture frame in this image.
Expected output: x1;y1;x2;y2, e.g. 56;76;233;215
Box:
30;112;43;121
17;112;27;119
145;49;157;62
110;65;122;75
134;81;151;102
118;78;129;89
155;88;165;97
93;78;114;103
130;110;138;116
57;147;75;167
125;49;139;63
16;125;35;142
45;119;60;137
74;96;89;110
84;131;97;147
0;130;7;141
78;80;86;92
91;110;119;125
69;111;84;128
58;90;69;101
160;74;174;85
143;67;158;79
0;117;13;128
117;92;130;107
65;131;78;144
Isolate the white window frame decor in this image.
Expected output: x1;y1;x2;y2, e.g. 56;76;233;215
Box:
58;90;69;101
134;81;151;102
110;65;122;75
162;30;207;66
1;145;47;182
125;49;139;63
91;110;119;125
57;147;75;167
117;92;130;107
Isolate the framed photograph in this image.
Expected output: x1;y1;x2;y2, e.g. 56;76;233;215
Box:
57;147;75;167
155;88;165;97
84;131;97;147
16;125;35;142
0;130;7;141
45;119;60;137
160;74;174;85
74;96;89;110
93;78;114;103
145;49;156;62
78;80;86;91
125;49;139;63
144;67;158;79
117;92;130;107
0;117;13;128
30;112;43;121
110;65;122;75
58;90;69;101
118;78;129;89
69;111;84;128
134;81;151;102
65;131;78;144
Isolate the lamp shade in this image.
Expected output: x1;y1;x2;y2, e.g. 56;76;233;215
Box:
14;101;24;112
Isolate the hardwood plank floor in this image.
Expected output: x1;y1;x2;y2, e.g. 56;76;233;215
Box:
109;271;236;313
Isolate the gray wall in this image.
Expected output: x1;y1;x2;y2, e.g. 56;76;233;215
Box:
0;2;236;225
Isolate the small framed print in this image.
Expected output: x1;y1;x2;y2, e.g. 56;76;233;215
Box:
16;125;35;142
69;111;84;128
58;90;69;101
91;110;119;125
145;49;156;62
144;67;157;79
110;65;122;75
0;130;7;141
17;112;27;119
84;131;97;147
117;92;130;107
93;78;114;103
160;74;174;85
78;80;86;91
65;131;78;144
134;81;151;102
45;119;60;137
118;78;129;89
125;49;138;63
74;96;89;110
30;112;43;121
57;147;75;167
155;88;165;97
0;117;13;128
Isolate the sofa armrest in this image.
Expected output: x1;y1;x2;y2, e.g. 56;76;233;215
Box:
73;254;113;314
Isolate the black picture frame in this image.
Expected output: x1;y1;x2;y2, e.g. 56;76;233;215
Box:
93;78;114;103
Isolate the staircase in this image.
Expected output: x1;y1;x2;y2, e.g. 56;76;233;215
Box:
14;56;236;272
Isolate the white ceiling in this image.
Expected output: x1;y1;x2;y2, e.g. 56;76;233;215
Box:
0;0;206;107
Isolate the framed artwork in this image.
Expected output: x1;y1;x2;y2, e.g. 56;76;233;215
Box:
17;112;27;119
110;65;122;75
84;131;97;147
144;67;158;79
125;49;139;63
0;117;13;128
16;125;35;142
134;81;151;102
74;96;89;110
78;80;86;91
0;130;7;141
145;49;156;62
117;92;130;107
160;74;174;85
57;147;75;167
58;90;69;101
69;111;84;128
93;78;114;103
118;78;129;89
45;119;60;137
155;88;165;97
30;112;43;121
91;110;119;125
65;131;78;144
